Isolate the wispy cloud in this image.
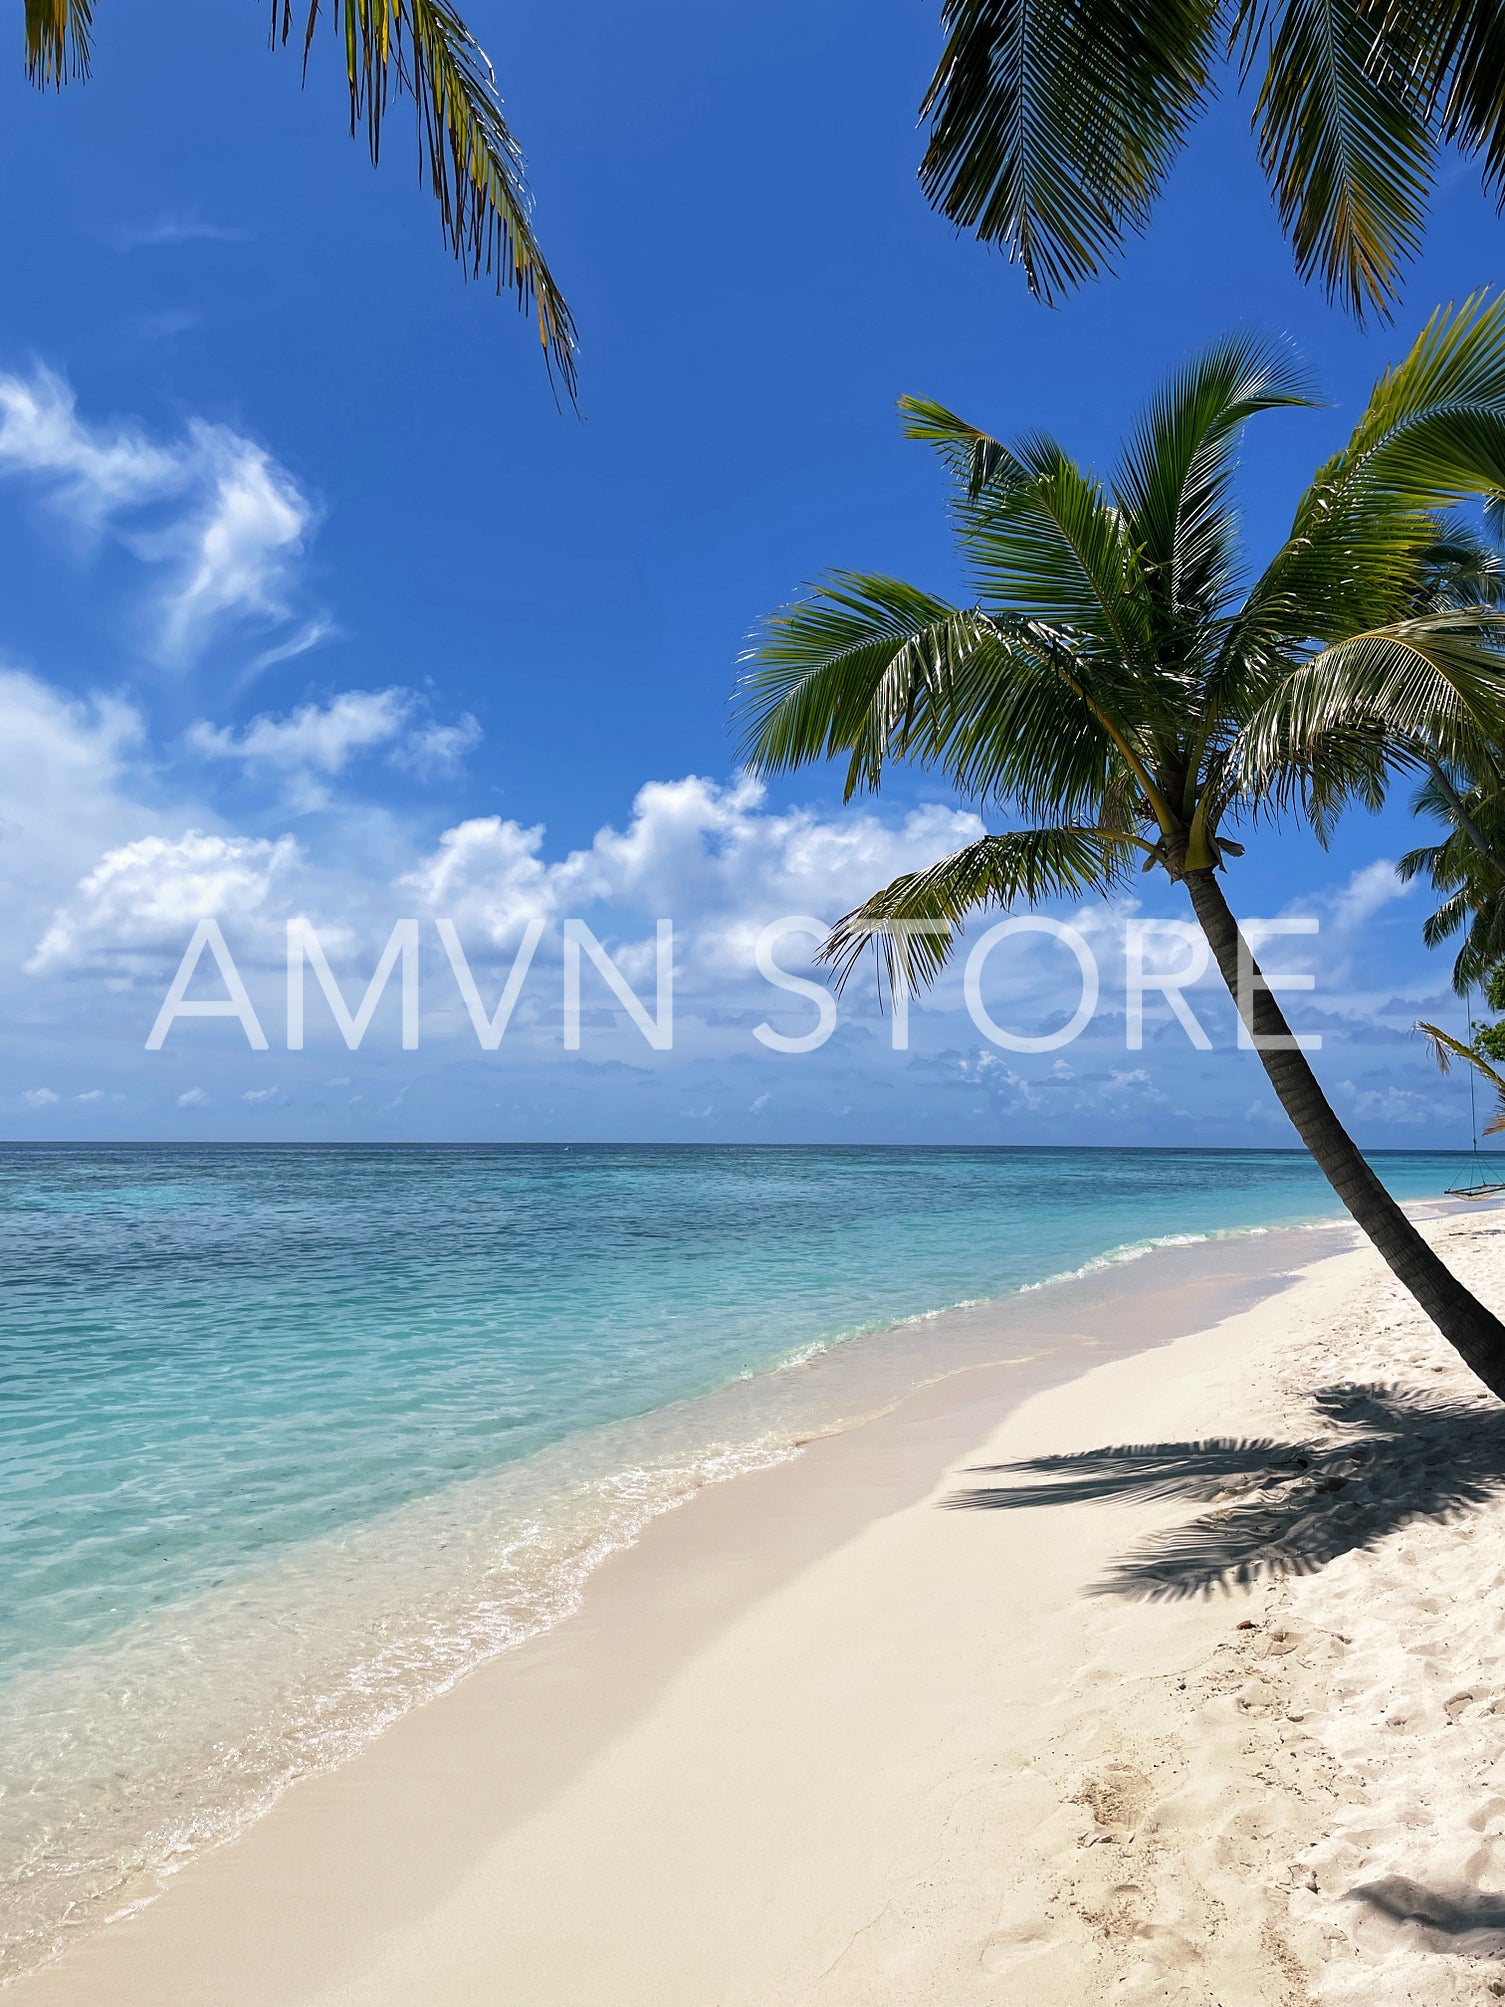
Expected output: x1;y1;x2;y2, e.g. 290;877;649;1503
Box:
131;310;202;344
185;689;482;806
0;366;179;525
107;212;247;253
0;365;321;666
187;690;413;775
391;713;482;779
150;425;312;662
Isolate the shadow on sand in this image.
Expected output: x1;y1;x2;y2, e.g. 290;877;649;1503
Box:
942;1382;1505;1599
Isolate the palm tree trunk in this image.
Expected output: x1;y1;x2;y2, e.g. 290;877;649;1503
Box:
1184;867;1505;1398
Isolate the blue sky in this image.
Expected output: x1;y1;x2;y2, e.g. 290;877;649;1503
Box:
0;0;1500;1145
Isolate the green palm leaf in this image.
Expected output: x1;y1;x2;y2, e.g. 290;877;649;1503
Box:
1237;0;1434;319
917;0;1505;319
817;828;1145;993
919;0;1219;301
1417;1018;1505;1129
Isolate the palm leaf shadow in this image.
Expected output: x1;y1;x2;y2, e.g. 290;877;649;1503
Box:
942;1384;1505;1599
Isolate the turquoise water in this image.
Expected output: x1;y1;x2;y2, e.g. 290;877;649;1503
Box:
0;1143;1485;1975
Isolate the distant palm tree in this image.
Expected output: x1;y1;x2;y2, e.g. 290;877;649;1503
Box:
737;296;1505;1395
25;0;576;396
1399;763;1505;989
919;0;1505;322
1383;526;1505;985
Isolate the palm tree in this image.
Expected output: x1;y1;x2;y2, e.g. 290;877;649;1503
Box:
736;295;1505;1397
1399;763;1505;989
920;0;1505;322
24;0;576;396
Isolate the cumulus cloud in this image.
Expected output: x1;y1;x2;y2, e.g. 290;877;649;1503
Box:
28;830;300;974
0;366;318;664
21;1086;58;1107
399;775;985;974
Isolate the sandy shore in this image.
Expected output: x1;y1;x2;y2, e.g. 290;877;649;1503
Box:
14;1206;1505;2005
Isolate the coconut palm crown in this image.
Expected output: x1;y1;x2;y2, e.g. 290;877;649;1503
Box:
737;294;1505;1395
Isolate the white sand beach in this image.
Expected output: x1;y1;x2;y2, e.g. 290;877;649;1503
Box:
14;1207;1505;2005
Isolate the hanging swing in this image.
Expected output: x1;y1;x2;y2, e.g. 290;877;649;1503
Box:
1445;995;1505;1198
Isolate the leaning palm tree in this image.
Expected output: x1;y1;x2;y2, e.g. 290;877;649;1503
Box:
920;0;1505;323
737;294;1505;1396
24;0;576;396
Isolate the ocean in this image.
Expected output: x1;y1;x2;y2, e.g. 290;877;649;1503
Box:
0;1142;1484;1976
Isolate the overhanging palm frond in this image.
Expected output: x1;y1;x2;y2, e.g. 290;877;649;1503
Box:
918;0;1219;302
1417;1018;1505;1130
1236;0;1434;320
817;827;1145;995
25;0;91;85
1404;0;1505;199
281;0;577;397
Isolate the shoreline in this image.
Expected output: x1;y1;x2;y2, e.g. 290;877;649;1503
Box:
9;1195;1499;2002
10;1201;1476;2004
0;1200;1370;1990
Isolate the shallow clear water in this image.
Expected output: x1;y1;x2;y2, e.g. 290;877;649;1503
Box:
0;1143;1486;1975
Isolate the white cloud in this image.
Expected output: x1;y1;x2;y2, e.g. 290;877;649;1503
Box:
0;367;179;525
154;427;311;661
188;691;412;774
393;714;483;779
186;691;481;804
242;1086;279;1104
76;1089;105;1102
176;1086;210;1109
1331;859;1412;933
108;212;246;252
0;366;318;664
399;775;985;974
1339;1080;1433;1126
21;1087;58;1107
29;830;300;974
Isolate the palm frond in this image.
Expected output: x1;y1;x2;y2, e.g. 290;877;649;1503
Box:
1417;1018;1505;1128
1402;0;1505;199
1237;295;1505;656
918;0;1219;301
1235;0;1434;320
283;0;577;397
901;398;1156;675
1239;613;1505;785
1111;328;1317;632
25;0;91;85
737;570;1169;827
817;827;1145;994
